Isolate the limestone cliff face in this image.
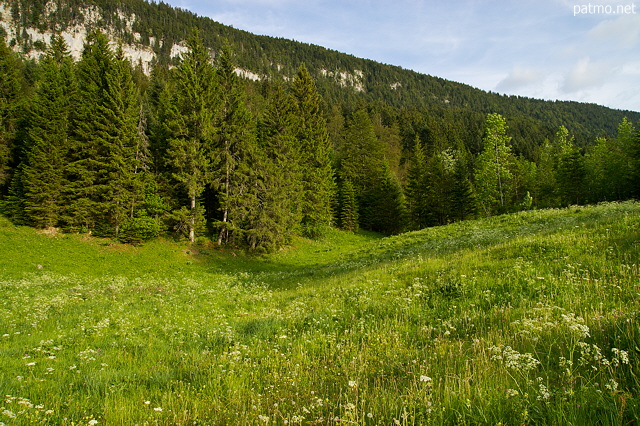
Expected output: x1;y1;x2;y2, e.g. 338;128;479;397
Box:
0;0;366;89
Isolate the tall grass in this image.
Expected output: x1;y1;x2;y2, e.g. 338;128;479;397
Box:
1;202;639;424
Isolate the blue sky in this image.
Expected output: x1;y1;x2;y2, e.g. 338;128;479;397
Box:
163;0;639;112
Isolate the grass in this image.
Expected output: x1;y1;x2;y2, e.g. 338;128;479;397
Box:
1;202;639;425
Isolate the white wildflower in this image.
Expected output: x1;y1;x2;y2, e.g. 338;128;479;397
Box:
419;375;432;382
505;389;519;397
88;420;98;425
153;407;162;412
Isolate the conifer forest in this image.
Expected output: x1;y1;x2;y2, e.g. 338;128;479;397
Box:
1;0;640;252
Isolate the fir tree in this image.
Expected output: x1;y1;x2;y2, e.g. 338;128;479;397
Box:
21;35;75;228
211;41;258;246
338;177;358;231
165;30;215;243
0;35;21;193
66;30;117;232
250;82;303;251
405;136;428;229
291;63;335;236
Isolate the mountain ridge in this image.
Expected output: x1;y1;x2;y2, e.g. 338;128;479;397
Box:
1;0;638;150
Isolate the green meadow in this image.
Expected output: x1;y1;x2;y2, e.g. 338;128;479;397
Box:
1;202;639;425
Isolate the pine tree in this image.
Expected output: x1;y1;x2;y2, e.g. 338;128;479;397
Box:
165;30;215;243
21;35;75;228
474;113;515;216
291;63;335;237
0;35;21;193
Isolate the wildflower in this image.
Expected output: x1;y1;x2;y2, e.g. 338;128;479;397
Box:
258;414;269;423
367;413;374;418
605;379;619;391
26;362;36;367
2;410;16;419
348;380;357;388
419;375;432;382
537;384;551;400
144;401;151;405
505;389;519;397
153;407;163;412
88;420;99;425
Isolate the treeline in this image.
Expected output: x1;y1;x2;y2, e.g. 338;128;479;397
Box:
4;0;639;144
1;31;640;252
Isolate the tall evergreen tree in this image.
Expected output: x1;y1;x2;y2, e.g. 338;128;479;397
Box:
211;41;258;246
405;135;428;229
100;46;146;237
555;126;585;206
0;35;21;193
66;32;144;236
291;63;335;236
21;35;75;228
474;113;515;216
165;30;216;243
250;82;303;251
338;177;358;231
66;30;117;232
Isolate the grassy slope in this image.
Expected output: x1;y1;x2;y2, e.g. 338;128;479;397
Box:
1;202;639;425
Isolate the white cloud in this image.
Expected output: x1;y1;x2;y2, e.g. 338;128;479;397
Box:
561;57;613;93
496;66;544;92
589;14;640;48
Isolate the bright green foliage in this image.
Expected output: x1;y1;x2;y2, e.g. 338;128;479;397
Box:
165;30;215;243
0;35;21;192
585;134;630;203
211;41;259;246
337;177;358;231
474;113;515;216
291;63;335;236
534;140;559;208
21;36;75;228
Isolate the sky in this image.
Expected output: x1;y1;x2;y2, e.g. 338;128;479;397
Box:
162;0;640;112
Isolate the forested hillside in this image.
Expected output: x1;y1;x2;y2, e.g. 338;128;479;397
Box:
1;0;639;251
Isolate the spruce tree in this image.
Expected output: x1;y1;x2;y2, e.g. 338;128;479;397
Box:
21;35;75;228
405;136;429;229
555;126;585;206
338;177;358;231
165;30;215;243
291;63;335;236
67;32;144;236
250;82;303;251
67;30;117;232
0;35;21;193
211;41;259;246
